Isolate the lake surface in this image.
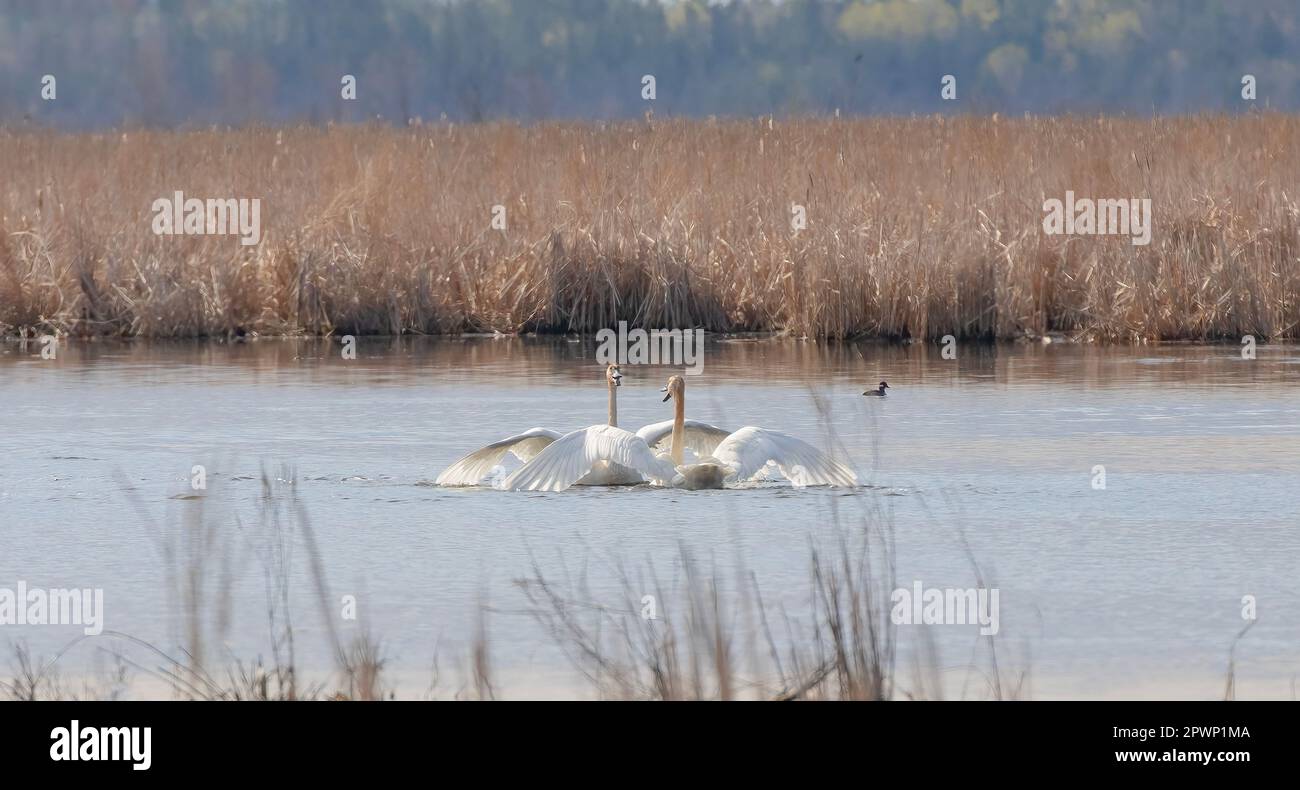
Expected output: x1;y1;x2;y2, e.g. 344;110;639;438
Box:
2;336;1298;699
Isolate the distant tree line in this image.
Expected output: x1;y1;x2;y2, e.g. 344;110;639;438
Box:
1;0;1296;128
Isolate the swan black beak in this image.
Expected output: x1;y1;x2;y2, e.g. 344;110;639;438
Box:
660;385;671;402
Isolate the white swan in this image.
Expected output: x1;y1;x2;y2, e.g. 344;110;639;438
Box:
437;363;639;486
658;375;857;489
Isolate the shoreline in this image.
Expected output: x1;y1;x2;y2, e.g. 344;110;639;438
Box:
1;330;1289;346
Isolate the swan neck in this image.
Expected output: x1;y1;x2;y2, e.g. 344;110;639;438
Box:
607;380;617;427
671;395;685;465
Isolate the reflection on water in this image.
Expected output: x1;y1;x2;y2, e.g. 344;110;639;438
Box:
6;334;1300;387
1;337;1298;699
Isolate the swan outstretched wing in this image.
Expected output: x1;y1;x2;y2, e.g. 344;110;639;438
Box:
436;427;563;486
711;427;857;487
635;419;731;457
503;425;677;492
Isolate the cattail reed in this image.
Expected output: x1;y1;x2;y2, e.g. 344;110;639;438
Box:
1;115;1295;341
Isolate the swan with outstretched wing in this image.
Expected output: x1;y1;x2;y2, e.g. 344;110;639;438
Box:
657;375;857;489
437;363;641;486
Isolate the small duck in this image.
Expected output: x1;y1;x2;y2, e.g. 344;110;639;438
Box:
862;381;890;397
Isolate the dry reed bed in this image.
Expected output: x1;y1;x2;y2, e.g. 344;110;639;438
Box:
1;115;1297;341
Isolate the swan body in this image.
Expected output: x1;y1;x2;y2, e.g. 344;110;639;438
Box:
672;461;729;490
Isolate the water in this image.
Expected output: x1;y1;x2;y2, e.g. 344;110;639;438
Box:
1;337;1298;699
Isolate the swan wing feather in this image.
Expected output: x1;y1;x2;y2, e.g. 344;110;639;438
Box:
436;427;563;486
711;427;857;487
504;425;676;492
635;419;731;457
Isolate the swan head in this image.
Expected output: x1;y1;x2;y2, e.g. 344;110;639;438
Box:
606;363;624;387
660;374;684;402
